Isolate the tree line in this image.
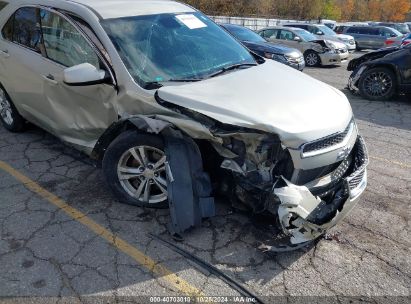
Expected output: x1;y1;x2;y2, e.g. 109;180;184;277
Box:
183;0;411;22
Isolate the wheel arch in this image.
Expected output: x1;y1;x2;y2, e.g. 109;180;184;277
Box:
91;116;173;165
364;63;402;86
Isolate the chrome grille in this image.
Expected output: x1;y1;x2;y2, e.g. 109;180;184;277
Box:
302;122;353;156
346;136;369;197
348;169;365;190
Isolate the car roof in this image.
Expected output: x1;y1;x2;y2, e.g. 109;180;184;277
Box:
10;0;195;19
259;26;302;31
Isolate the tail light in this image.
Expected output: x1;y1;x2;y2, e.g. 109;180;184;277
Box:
402;40;411;46
385;40;395;45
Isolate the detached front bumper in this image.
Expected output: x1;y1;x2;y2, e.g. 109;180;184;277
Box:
348;66;367;93
273;136;368;245
319;50;350;65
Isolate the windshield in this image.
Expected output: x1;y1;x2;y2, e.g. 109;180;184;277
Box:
318;25;337;36
294;29;317;42
224;25;266;43
389;27;403;36
395;24;409;34
102;12;256;87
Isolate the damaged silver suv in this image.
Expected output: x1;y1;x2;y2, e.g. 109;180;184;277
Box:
0;0;368;249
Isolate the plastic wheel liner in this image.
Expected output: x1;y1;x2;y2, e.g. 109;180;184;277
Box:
163;129;215;237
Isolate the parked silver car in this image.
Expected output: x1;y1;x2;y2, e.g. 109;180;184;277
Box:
284;23;356;52
257;26;349;67
0;0;368;249
340;26;402;50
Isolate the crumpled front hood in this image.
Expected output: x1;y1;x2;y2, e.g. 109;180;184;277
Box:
157;60;353;148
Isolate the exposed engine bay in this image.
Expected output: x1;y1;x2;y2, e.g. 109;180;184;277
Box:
102;94;368;252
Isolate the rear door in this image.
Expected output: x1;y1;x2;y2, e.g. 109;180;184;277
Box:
0;7;48;127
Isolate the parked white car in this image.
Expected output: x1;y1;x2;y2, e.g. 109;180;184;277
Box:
0;0;368;249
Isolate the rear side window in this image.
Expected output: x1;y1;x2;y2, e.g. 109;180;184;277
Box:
12;7;41;51
1;13;13;40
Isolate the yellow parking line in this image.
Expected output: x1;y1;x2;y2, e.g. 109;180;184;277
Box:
370;156;411;169
0;160;204;297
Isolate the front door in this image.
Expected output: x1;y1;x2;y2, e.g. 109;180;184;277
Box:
37;8;118;149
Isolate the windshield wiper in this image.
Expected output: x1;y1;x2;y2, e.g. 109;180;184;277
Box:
144;82;163;90
208;63;257;78
167;78;203;82
143;78;202;90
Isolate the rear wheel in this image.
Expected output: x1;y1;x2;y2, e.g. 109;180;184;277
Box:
358;67;397;101
0;85;25;132
103;131;168;208
304;51;320;67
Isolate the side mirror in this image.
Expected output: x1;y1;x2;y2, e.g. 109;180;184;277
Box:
316;31;324;35
63;63;110;86
294;36;302;42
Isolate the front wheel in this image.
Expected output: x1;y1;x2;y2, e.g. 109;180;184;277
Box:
358;67;397;101
304;51;321;67
102;131;168;208
0;85;25;132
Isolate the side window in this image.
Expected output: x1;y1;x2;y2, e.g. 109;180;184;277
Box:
367;28;379;36
13;7;41;51
346;27;356;34
279;30;295;41
40;9;99;68
263;29;277;39
1;13;13;40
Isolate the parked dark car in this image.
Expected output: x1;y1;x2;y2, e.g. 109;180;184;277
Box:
348;44;411;100
221;23;305;71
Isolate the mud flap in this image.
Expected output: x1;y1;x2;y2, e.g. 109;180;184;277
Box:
164;132;215;237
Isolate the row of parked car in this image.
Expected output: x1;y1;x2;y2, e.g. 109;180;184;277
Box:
220;22;411;101
221;23;350;69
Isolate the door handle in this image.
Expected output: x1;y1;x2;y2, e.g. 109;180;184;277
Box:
0;49;10;58
42;74;58;85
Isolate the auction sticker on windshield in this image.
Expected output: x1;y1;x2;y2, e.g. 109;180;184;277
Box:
176;14;207;29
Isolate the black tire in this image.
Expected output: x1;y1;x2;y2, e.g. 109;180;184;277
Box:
304;50;321;67
358;67;397;101
0;84;25;132
102;131;168;208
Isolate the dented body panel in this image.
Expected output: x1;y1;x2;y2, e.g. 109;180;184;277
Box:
0;0;369;249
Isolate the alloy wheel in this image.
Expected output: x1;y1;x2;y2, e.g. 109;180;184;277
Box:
0;87;13;126
363;71;393;97
306;53;318;66
117;145;168;204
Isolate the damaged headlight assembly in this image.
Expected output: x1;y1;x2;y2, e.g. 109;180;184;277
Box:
155;93;369;251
